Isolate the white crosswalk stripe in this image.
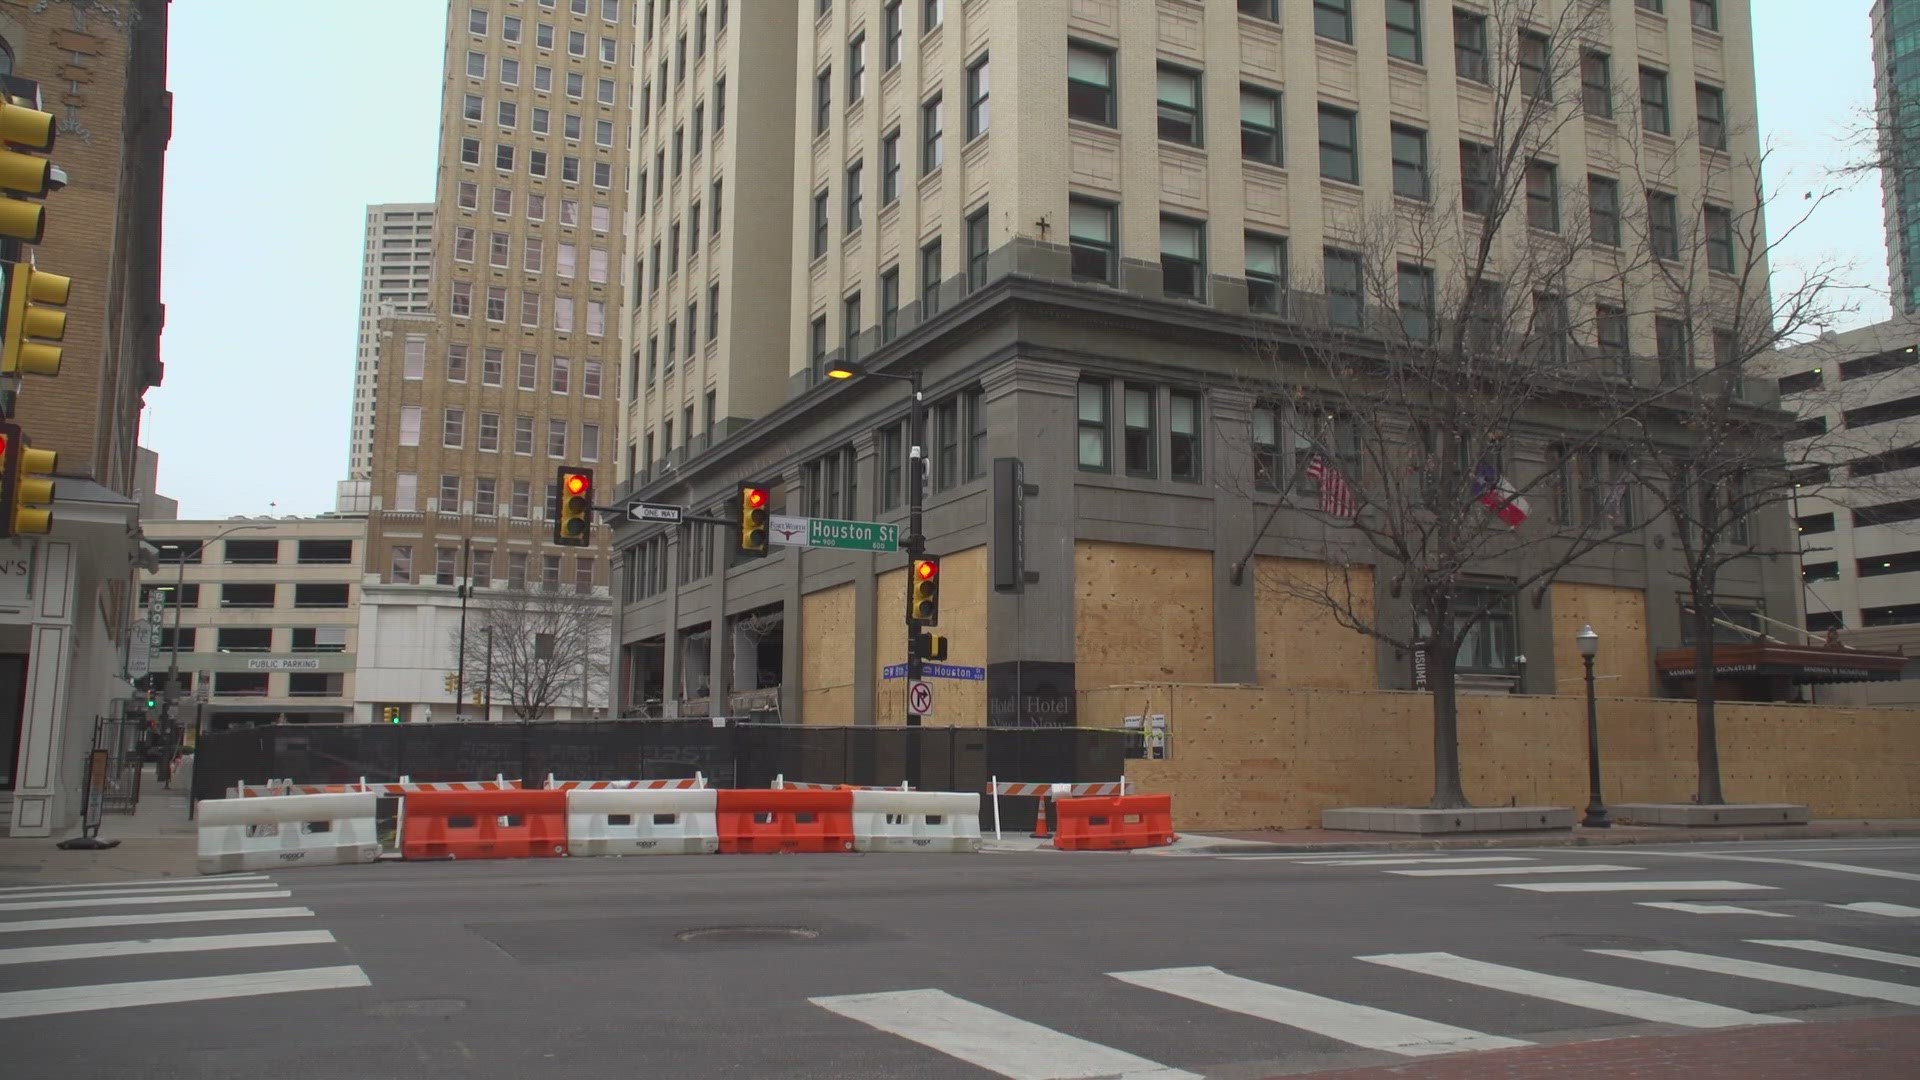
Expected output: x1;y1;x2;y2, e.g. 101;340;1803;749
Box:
0;875;271;894
1388;863;1639;878
810;988;1200;1080
1829;902;1920;917
1301;856;1538;867
1752;939;1920;970
1358;951;1793;1028
1499;879;1776;893
1637;902;1792;917
1109;965;1530;1057
1593;949;1920;1006
0;876;369;1021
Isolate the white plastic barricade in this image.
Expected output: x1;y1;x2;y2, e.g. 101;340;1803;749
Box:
851;790;983;853
197;792;381;875
565;788;720;856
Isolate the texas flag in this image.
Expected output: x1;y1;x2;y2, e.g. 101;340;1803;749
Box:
1471;462;1531;528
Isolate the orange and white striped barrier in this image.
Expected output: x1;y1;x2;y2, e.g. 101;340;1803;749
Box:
772;775;911;792
989;777;1129;840
543;773;707;791
231;776;523;798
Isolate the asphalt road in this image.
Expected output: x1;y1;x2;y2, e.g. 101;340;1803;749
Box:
2;838;1917;1079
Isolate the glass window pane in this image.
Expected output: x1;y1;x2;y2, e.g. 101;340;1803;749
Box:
1171;395;1197;434
1125;387;1152;427
1156;69;1195;107
1160;219;1200;258
1247;237;1280;276
1078;381;1105;421
1241;88;1277;126
1069;201;1111;242
1069;48;1110;85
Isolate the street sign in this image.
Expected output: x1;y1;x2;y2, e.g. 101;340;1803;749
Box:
627;501;683;523
194;670;210;703
244;657;322;672
908;680;933;716
768;514;900;552
883;662;986;681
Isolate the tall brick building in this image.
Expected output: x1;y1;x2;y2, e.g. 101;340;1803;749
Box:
0;0;169;835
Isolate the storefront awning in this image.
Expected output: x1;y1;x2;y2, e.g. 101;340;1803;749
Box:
1655;643;1909;685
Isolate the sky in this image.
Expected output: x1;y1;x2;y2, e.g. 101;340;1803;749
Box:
146;0;1895;521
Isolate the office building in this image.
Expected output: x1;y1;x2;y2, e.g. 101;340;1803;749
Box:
1875;0;1920;312
350;203;435;481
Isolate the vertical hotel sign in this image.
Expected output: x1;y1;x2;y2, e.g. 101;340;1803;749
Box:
129;592;163;678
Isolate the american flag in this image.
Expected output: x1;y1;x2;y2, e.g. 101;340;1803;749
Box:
1305;454;1358;519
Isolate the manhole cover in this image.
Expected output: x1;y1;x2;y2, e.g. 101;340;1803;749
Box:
675;925;820;943
364;997;468;1019
1540;933;1660;949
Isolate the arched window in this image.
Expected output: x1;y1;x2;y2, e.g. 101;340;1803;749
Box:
0;40;14;76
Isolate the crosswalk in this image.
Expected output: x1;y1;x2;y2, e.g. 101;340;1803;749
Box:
812;938;1920;1078
0;873;369;1021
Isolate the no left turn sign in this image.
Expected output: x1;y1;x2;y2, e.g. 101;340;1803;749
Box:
908;680;933;716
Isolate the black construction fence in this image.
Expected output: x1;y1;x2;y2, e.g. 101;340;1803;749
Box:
192;721;1129;831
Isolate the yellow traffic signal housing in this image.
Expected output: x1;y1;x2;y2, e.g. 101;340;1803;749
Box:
1;261;69;376
909;557;941;625
0;420;54;538
0;98;54;244
738;482;769;556
553;466;594;547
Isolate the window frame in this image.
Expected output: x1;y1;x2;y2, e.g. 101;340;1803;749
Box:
1317;104;1359;184
1067;42;1116;126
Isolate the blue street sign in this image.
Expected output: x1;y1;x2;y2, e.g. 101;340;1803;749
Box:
882;663;987;681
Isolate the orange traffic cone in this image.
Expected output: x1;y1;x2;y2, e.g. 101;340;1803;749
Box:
1030;794;1052;840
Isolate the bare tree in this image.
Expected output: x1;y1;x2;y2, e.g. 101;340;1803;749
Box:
1237;0;1673;809
451;584;612;721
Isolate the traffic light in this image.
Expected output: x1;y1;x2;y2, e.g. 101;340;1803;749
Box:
914;630;949;662
0;95;55;244
737;482;769;556
442;672;458;693
554;466;593;546
909;556;941;625
0;260;69;376
382;706;401;724
0;420;53;538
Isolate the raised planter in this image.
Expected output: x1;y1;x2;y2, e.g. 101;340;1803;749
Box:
1320;806;1575;834
1610;803;1810;827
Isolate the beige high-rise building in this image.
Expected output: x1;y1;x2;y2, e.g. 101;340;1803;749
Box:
350;203;435;481
357;0;637;722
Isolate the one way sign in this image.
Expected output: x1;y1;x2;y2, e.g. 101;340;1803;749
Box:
627;502;684;523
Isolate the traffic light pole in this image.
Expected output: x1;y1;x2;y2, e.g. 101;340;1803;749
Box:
454;537;471;720
904;372;925;789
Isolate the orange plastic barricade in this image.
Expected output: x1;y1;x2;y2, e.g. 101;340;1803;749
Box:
400;789;569;860
715;789;856;854
1051;794;1175;851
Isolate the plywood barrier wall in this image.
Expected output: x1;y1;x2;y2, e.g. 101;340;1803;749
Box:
1083;683;1920;830
1075;541;1215;692
1549;582;1652;698
1253;557;1377;689
872;546;989;726
798;584;855;724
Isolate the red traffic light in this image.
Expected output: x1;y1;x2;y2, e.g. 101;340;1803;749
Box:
564;472;591;496
744;486;768;509
914;559;938;581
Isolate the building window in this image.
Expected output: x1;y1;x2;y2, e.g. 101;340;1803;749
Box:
1397;264;1434;343
1582;51;1612;117
1596;304;1629;375
1390;125;1427;200
921;239;942;317
922;94;944;172
1385;0;1422;63
966;53;989;139
515;415;535;455
475;478;498;517
1697;83;1726;150
709;283;721;340
460;137;481;165
846;160;864;232
714;76;727;133
444;408;466;448
399;406;422;447
1247;233;1287;315
390;546;413;584
495;143;515;171
812;189;830;258
1069;198;1116;284
458;181;478;209
1648;190;1679;260
843;291;863;360
516;351;536;390
1525;161;1558;231
883;1;903;69
1705;204;1735;272
478;412;501;452
810;316;828;381
965;386;988;481
881;424;903;509
1460;141;1494;214
1156;65;1201;146
1122;385;1155;478
1314;0;1352;43
447;343;469;382
1324;248;1363;329
1692;0;1718;32
1656;316;1690;384
923;0;943;32
403;335;427;379
511;480;532;520
815;66;833;136
1436;588;1517;674
1454;9;1488;83
966;206;990;291
1588;175;1621;246
1641;67;1670;134
1239;0;1278;20
1067;43;1115;125
881;267;901;340
1318;105;1358;183
1077;379;1109;471
1241;85;1282;165
548;419;569;459
849;33;866;102
881;129;901;204
1518;30;1550;99
1170;391;1201;482
1160;216;1205;301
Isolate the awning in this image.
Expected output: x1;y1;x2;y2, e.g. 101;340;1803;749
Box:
1655;643;1909;685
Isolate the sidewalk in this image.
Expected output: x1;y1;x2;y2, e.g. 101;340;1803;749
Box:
1288;1014;1920;1079
979;819;1920;854
0;762;199;886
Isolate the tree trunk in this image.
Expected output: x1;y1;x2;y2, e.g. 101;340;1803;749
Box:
1427;645;1471;809
1690;593;1726;805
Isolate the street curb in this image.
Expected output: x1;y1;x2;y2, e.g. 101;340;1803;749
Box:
1164;822;1920;855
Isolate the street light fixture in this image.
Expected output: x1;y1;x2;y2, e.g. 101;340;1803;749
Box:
824;359;929;783
1575;624;1611;829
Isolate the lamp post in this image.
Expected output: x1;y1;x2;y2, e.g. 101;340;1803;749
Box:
826;360;926;786
165;523;271;731
1575;624;1611;829
454;537;472;720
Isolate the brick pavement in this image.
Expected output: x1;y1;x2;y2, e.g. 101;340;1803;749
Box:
1287;1016;1920;1079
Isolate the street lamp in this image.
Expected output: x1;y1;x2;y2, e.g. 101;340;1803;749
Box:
1575;624;1611;829
165;523;272;728
826;360;928;781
